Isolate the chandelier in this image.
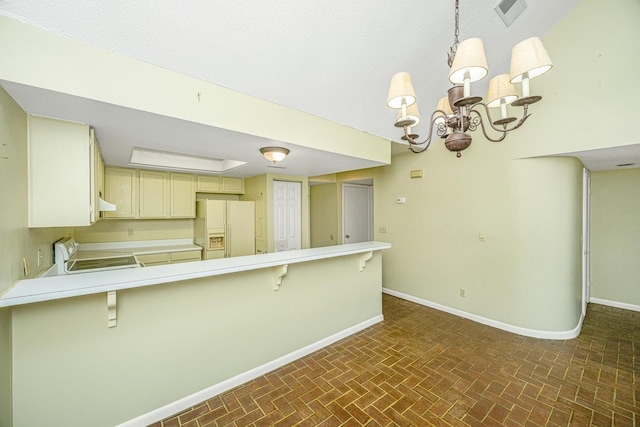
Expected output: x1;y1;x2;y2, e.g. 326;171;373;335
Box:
386;0;553;157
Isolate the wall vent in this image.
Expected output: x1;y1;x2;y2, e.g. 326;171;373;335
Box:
494;0;527;27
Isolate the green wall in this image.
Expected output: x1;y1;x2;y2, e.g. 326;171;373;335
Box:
514;0;640;158
10;253;383;426
0;15;390;167
375;143;584;332
367;0;640;333
0;86;75;427
590;169;640;306
310;184;339;247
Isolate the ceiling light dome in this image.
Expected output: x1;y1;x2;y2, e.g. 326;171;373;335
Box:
260;147;290;164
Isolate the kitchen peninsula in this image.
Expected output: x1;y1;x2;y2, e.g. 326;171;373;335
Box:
1;241;389;427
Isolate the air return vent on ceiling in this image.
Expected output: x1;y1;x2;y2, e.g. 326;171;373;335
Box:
494;0;527;27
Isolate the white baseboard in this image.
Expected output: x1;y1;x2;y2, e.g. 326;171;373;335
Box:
382;288;583;340
117;314;384;427
590;297;640;312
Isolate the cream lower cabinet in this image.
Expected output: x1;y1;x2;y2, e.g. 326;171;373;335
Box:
105;168;196;219
137;250;201;266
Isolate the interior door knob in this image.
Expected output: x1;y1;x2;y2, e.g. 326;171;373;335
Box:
345;234;350;238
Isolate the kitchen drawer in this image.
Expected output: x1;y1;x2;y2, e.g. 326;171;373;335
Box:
137;253;170;266
169;250;202;263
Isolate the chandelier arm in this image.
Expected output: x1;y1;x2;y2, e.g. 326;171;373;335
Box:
402;109;449;148
408;143;429;154
506;104;532;132
472;102;533;134
468;109;508;143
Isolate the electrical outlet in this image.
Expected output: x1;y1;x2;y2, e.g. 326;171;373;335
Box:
379;226;388;233
128;228;134;236
459;288;466;297
37;249;43;267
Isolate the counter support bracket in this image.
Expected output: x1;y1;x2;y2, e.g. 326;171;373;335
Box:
273;264;289;290
359;251;373;272
107;291;117;328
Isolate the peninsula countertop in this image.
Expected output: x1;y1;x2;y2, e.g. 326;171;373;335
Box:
0;241;391;308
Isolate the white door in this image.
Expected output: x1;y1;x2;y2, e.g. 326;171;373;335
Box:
274;181;301;252
582;168;591;316
343;184;373;244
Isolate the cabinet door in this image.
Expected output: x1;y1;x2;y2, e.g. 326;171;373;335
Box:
170;173;196;218
27;115;91;227
104;167;138;218
169;250;201;263
136;253;169;266
206;200;226;232
89;129;106;224
196;175;220;193
221;177;244;194
139;170;169;218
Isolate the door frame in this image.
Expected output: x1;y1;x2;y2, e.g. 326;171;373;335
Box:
582;168;591;316
342;183;373;244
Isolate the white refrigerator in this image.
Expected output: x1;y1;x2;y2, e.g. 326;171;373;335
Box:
195;200;255;259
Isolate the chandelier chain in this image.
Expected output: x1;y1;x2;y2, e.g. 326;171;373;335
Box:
447;0;460;68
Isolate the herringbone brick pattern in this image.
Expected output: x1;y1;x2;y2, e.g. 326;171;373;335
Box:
152;295;639;426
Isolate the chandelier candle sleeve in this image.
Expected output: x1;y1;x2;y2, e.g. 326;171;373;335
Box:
397;102;421;129
487;74;519;124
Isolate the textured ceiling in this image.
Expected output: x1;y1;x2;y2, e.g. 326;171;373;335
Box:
5;0;617;176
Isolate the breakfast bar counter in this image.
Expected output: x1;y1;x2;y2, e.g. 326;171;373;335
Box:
4;241;390;427
0;241;390;308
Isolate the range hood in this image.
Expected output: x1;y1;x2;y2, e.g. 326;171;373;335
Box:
98;197;117;211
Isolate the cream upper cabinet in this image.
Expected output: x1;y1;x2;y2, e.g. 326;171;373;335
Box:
139;170;169;218
104;168;196;219
196;175;220;193
196;176;244;194
90;129;106;223
27;115;99;227
170;173;196;218
221;177;244;194
104;167;138;219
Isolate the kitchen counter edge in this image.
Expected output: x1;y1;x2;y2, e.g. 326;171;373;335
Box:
0;241;391;308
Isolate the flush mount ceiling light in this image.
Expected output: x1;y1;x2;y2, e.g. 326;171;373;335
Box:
387;0;553;157
260;147;290;164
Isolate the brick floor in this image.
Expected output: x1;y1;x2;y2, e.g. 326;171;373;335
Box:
151;294;639;426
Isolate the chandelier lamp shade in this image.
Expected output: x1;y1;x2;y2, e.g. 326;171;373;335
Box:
260;146;290;164
387;0;553;157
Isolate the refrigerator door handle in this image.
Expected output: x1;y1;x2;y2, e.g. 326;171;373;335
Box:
226;222;230;258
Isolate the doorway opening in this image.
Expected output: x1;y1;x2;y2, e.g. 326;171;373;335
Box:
342;181;373;244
